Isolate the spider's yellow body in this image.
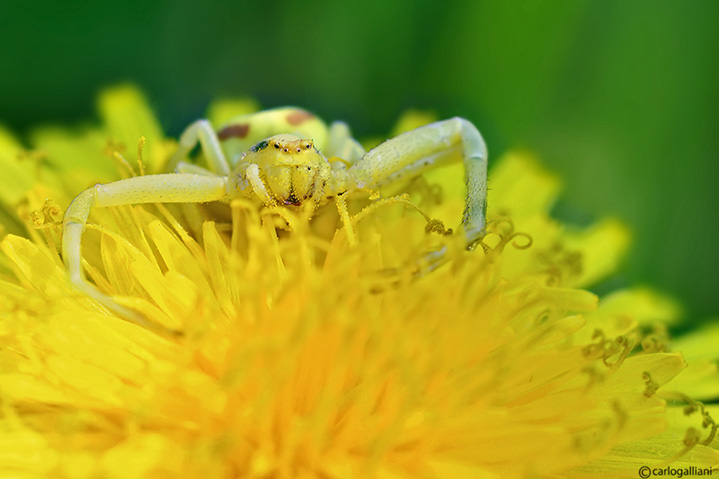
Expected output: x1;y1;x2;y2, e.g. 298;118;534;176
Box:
63;107;487;333
229;135;336;207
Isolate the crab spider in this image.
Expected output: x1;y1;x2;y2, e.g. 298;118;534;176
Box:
63;107;487;333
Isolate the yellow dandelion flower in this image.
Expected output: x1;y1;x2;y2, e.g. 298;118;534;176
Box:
0;86;717;479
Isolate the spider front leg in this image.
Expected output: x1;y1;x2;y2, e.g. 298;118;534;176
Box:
63;174;228;335
325;121;365;164
349;117;488;242
166;120;231;175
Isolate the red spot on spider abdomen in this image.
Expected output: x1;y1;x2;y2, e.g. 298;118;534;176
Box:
286;110;315;126
218;123;250;141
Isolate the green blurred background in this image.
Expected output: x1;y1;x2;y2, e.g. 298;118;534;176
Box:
1;1;717;323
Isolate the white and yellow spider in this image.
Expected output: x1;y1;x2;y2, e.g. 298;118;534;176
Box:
63;107;487;332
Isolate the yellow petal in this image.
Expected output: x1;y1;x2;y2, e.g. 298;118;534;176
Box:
562;217;632;287
100;434;184;479
599;287;683;327
390;110;438;136
663;361;719;401
670;323;719;362
0;127;35;205
0;234;67;295
592;353;686;409
45;354;126;406
426;459;499;479
0;429;59;476
30;125;114;185
60;452;98;479
489;151;562;219
97;85;172;173
570;439;719;479
0;372;72;404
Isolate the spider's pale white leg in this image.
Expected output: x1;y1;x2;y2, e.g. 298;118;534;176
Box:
348;118;488;241
325;121;365;164
313;122;363;245
245;164;275;206
63;174;229;334
166;120;231;176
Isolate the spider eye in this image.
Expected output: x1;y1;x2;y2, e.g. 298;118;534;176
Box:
250;140;269;152
283;148;288;153
274;143;280;149
305;143;311;149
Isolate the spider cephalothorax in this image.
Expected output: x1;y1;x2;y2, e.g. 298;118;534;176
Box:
233;134;331;207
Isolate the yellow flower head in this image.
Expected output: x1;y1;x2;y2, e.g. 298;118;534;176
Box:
0;86;717;479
